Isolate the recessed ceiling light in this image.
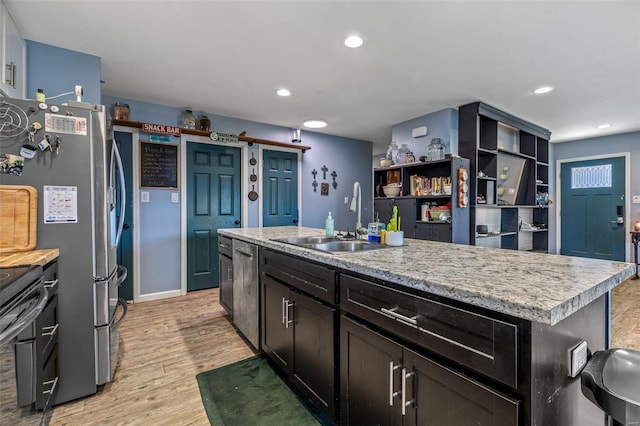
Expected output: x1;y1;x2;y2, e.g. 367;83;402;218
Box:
533;86;554;94
344;35;363;48
276;88;291;97
303;119;327;129
596;123;611;129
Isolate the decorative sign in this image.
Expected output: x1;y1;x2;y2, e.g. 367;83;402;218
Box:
209;131;239;144
140;141;179;189
149;135;172;143
141;122;181;137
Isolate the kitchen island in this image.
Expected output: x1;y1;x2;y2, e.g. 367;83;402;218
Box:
219;226;634;425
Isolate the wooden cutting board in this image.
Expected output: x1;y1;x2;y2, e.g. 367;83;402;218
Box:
0;185;37;252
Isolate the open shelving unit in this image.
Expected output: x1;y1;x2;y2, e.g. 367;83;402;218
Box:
458;102;551;252
373;157;470;244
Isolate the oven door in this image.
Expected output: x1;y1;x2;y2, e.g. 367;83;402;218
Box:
0;277;47;347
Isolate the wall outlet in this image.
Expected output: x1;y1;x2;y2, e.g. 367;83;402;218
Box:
568;341;588;378
632;195;640;204
171;192;179;203
141;191;149;203
344;196;349;204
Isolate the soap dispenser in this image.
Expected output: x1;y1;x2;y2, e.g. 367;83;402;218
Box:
325;212;334;237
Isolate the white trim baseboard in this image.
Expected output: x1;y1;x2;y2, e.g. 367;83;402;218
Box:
137;289;183;303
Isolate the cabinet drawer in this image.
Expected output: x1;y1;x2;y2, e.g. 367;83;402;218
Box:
218;236;233;257
415;222;452;242
263;249;335;305
340;274;518;388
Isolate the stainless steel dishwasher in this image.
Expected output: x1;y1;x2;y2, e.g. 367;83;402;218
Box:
232;240;259;349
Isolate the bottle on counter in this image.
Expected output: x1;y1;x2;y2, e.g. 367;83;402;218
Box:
181;109;196;129
325;212;334;237
380;223;386;245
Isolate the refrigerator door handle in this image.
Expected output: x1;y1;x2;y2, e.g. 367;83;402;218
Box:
112;137;127;248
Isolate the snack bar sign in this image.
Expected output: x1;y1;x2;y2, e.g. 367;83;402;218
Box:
141;123;181;137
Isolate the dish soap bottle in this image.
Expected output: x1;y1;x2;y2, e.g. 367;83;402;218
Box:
325;212;334;237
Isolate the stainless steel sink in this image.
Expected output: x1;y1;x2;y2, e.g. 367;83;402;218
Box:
273;236;338;245
272;237;386;253
307;241;385;252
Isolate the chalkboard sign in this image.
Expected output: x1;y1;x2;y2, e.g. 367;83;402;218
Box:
140;141;179;188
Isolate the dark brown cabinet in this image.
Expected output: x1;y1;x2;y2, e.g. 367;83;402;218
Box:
373;157;470;244
218;236;233;316
261;250;337;420
340;316;520;426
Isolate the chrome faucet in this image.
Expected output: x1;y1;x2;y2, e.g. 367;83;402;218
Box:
349;182;365;238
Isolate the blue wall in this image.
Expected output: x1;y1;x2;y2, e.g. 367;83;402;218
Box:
104;95;372;296
374;108;458;162
26;40;101;105
550;131;640;254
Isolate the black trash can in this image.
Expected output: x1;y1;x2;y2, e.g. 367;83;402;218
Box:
581;348;640;425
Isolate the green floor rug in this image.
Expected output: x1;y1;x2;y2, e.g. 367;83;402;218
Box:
196;356;324;426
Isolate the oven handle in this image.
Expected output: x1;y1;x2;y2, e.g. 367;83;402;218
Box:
0;281;48;347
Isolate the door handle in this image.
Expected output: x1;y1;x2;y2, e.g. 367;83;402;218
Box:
234;220;240;225
292;219;298;224
123;223;131;229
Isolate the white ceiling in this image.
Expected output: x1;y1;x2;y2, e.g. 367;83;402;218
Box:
5;1;640;153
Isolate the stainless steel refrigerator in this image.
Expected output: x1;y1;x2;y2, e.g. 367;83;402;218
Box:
0;97;127;404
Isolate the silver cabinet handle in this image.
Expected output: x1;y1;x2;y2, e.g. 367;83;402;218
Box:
42;324;59;337
5;61;16;88
401;368;415;416
237;250;253;259
284;300;294;329
44;279;59;289
219;243;230;249
381;307;418;326
227;267;232;282
389;361;401;406
282;297;286;325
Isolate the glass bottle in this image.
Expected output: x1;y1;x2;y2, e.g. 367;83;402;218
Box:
181;109;196;129
427;138;446;161
199;115;211;132
395;143;410;164
385;141;399;163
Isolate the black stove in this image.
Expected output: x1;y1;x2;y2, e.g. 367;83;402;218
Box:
0;265;43;308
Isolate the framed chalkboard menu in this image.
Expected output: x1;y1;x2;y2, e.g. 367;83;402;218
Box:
140;141;179;188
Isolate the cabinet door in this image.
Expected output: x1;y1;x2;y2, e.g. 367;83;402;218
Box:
404;348;520;426
291;292;336;418
340;316;403;426
0;3;26;98
261;276;293;372
218;254;233;316
415;222;452;242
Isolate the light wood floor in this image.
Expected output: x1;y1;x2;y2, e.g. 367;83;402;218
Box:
9;277;640;425
50;289;256;426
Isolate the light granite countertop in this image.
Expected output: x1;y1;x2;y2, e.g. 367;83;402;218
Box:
219;226;635;326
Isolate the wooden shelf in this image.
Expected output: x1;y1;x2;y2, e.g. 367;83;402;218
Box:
112;119;311;152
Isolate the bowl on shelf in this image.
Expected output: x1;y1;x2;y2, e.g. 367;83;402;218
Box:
380;158;393;167
429;209;451;221
382;185;401;197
